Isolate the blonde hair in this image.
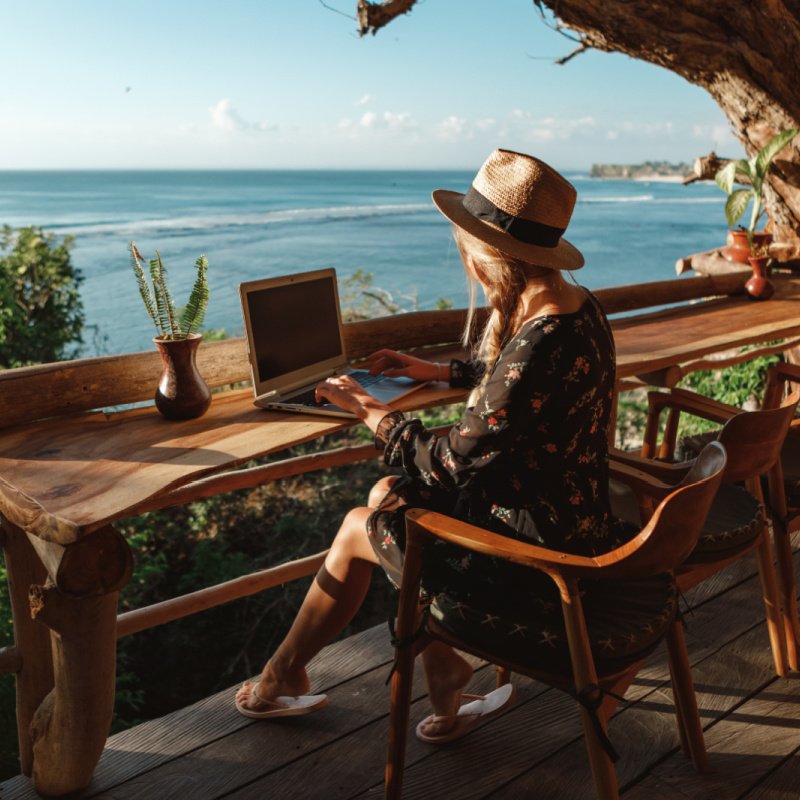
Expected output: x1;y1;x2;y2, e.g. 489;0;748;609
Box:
454;227;552;397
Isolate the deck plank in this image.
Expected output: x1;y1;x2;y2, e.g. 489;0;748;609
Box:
1;542;797;800
1;624;394;800
623;675;800;800
742;749;800;799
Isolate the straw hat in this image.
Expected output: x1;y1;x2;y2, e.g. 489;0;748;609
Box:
432;149;584;270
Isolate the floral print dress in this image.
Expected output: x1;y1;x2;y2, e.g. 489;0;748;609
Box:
368;289;628;612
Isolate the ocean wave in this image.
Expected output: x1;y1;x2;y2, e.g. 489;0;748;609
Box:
581;194;655;203
580;195;721;205
52;203;433;237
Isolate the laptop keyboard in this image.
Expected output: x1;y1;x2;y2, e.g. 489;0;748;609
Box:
285;372;385;406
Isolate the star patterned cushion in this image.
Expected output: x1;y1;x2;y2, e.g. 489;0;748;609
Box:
429;573;677;677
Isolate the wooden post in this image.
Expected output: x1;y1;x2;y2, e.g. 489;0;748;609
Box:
15;525;132;796
28;585;119;796
1;519;54;776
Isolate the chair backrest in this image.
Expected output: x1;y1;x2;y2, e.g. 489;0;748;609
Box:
596;442;727;579
716;395;799;482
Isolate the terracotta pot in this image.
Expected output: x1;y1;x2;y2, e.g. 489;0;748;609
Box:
724;229;772;263
745;256;775;301
153;333;212;420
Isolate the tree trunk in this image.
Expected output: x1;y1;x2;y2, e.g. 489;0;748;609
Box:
533;1;800;247
358;1;800;248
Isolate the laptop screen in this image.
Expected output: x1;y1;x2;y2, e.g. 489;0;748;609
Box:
245;274;344;384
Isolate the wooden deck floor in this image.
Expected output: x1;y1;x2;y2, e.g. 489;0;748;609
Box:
4;545;800;800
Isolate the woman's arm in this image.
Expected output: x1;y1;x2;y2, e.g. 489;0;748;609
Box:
380;333;542;490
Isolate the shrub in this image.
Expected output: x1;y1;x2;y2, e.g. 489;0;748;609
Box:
0;226;84;368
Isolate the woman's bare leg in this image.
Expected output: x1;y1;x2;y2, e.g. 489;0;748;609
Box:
418;641;474;737
236;505;379;709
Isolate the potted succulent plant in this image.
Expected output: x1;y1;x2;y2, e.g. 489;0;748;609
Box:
715;127;798;265
130;241;212;420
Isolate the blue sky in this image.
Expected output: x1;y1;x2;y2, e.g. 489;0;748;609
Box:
0;0;742;170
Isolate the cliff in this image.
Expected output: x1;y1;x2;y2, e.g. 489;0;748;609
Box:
590;161;692;180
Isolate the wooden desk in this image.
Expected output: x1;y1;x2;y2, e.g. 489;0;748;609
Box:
4;274;800;795
613;276;800;385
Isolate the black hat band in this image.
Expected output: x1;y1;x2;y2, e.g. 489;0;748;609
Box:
462;186;565;248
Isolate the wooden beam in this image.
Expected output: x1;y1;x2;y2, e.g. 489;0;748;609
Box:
116;550;328;638
0;274;750;429
593;271;748;314
25;526;133;596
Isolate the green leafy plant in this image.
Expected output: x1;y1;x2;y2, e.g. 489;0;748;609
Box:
0;226;84;368
130;242;209;340
715;127;799;248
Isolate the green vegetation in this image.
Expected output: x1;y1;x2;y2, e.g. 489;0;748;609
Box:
130;242;209;339
715;128;799;243
340;269;452;322
589;161;691;180
0;226;83;368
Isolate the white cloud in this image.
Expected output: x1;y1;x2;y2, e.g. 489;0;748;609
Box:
614;120;674;137
692;123;737;148
435;115;470;141
357;110;416;131
383;111;414;130
210;99;248;131
355;93;371;106
209;98;275;132
433;111;596;145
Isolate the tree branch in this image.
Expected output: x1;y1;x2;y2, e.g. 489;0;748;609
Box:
554;41;591;65
356;0;417;37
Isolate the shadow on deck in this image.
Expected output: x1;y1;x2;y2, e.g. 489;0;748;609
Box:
4;547;800;800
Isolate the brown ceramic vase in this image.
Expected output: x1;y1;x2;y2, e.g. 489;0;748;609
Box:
725;229;772;263
745;256;775;301
153;333;212;420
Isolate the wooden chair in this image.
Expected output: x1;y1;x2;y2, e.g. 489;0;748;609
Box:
760;361;800;669
385;442;727;800
612;386;799;677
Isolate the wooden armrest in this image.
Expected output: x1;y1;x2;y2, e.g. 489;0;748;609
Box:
769;362;800;385
404;508;600;576
608;459;675;501
609;448;690;486
764;362;800;409
648;388;741;425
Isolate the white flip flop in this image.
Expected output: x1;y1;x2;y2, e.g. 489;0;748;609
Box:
415;683;516;744
234;681;329;719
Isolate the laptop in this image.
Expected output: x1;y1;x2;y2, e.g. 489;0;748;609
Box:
239;268;427;418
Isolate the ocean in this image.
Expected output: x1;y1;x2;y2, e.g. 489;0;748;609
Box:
0;170;725;357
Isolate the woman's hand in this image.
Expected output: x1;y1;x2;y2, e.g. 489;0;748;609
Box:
367;349;449;383
315;374;391;433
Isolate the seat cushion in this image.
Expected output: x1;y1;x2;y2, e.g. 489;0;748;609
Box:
677;430;719;462
681;427;800;513
685;483;763;562
429;573;677;677
611;475;761;563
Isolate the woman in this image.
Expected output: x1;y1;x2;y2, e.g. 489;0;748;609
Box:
235;149;620;742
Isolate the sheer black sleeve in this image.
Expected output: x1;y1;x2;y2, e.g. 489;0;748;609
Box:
384;332;545;489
